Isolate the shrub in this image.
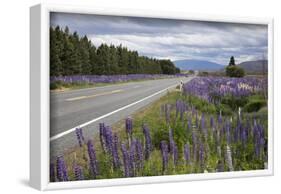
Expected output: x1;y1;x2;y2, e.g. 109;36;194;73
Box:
216;104;233;116
186;95;216;114
50;80;63;90
199;71;209;76
258;106;268;114
225;66;245;77
243;100;266;112
221;95;249;111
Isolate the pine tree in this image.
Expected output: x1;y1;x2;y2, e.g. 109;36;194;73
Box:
80;36;91;75
229;56;236;66
49;25;180;76
50;27;62;76
109;44;119;74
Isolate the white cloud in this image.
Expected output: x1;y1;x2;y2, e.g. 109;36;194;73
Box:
51;12;268;64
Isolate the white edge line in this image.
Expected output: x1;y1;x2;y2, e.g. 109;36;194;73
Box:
50;83;179;141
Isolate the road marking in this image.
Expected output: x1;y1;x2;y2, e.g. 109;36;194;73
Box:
65;89;123;102
50;83;180;141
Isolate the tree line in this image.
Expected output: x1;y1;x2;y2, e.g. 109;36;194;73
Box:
50;26;180;76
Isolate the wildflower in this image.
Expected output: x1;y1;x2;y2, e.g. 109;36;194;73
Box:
160;141;169;173
142;124;152;159
56;156;68;181
121;143;130;177
73;164;84;181
87;140;98;178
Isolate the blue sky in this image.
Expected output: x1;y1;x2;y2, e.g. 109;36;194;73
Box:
50;12;268;65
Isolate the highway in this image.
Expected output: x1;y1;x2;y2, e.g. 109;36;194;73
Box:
50;76;194;158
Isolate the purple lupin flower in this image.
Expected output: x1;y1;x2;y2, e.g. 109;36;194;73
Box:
160;141;169;173
104;126;113;154
99;123;106;152
210;116;214;129
192;129;197;162
184;143;191;165
112;133;120;169
87;140;98;178
257;123;265;139
187;116;192;131
176;99;185;121
254;129;262;158
199;143;205;171
241;126;247;147
218;113;222;124
75;127;84;147
135;139;144;170
129;139;136;176
142;124;152;159
50;163;56;182
56;155;68;181
73;164;84;181
121;143;130;177
125;118;133;143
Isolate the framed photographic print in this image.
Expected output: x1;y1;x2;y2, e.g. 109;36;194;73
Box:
30;3;274;190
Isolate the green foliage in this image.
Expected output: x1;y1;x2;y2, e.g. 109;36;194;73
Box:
50;81;62;90
58;91;267;181
228;56;236;66
243;99;267;112
216;103;233;116
160;60;180;74
50;26;179;76
221;95;249;111
199;71;209;76
225;65;245;77
186;95;216;114
258;107;268;114
189;70;195;74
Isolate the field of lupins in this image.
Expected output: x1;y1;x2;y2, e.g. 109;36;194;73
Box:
183;77;267;104
50;76;268;182
50;74;186;85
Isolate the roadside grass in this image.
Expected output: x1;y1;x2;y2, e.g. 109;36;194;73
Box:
60;91;184;180
57;90;268;181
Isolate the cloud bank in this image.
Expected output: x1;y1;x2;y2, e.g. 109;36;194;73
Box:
51;12;268;65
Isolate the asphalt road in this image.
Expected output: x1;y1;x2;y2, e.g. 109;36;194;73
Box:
50;76;195;158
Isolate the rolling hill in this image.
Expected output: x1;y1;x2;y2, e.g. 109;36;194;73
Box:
238;60;268;73
173;59;224;71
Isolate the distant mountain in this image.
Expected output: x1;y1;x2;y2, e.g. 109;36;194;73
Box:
238;60;268;73
173;59;224;71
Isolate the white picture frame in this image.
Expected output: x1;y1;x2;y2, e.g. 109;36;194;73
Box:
30;3;274;191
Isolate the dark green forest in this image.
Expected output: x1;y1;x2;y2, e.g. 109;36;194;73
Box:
50;26;180;76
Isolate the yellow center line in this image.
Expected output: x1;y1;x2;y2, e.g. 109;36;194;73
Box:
65;89;124;102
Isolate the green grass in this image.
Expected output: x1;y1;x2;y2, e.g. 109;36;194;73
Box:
52;90;268;181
